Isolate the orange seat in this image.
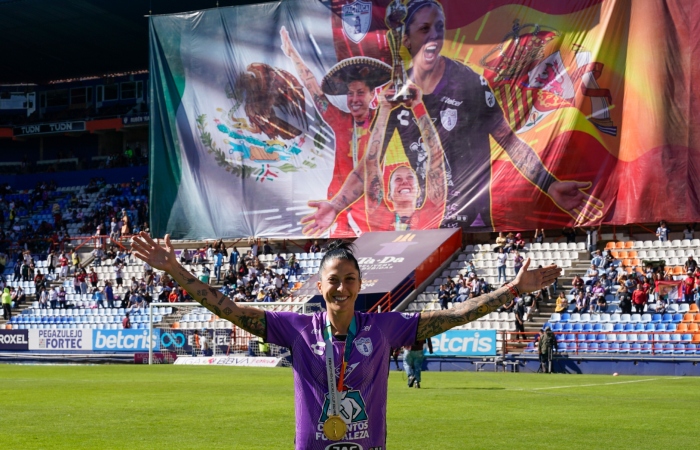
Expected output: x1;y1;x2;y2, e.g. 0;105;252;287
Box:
677;323;689;332
615;241;625;249
611;250;620;258
672;266;684;275
683;313;694;323
625;267;633;274
688;323;699;332
630;258;640;267
171;322;180;329
628;251;638;258
694;334;700;343
624;241;635;249
690;304;699;313
622;258;631;267
618;251;628;259
694;314;700;323
4;325;10;330
605;242;615;250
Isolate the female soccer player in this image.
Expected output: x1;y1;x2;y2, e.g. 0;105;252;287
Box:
131;232;559;449
301;0;604;235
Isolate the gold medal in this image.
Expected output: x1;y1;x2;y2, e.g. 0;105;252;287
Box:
323;415;347;441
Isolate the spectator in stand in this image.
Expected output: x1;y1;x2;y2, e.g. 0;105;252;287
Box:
455;279;470;303
534;228;545;245
251;241;259;257
513;233;526;251
496;247;507;283
206;245;214;262
92;287;105;308
199;265;211;285
631;284;648;314
683;272;696;304
600;273;613;294
72;273;81;296
493;232;507;252
683;224;695;241
438;284;450;310
586;225;600;253
105;281;115;308
48;286;58;309
88;268;99;289
513;251;524;277
1;288;11;320
603;249;618;269
591;281;605;300
656;220;669;242
115;263;124;290
59;252;69;279
562;227;577;244
122;312;131;329
654;297;667;314
685;255;698;274
57;286;67;309
594;292;607;313
38;287;49;309
213;249;223;284
77;269;88;295
554;292;569;314
229;247;239;271
180;249;192;265
572;289;589;314
288;254;300;276
71;249;80;273
92;247;105;266
513;298;525;339
309;240;320;253
263;240;273;255
591;250;604;268
584;264;599;286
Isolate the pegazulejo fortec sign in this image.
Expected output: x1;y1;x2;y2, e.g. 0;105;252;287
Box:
27;329;160;352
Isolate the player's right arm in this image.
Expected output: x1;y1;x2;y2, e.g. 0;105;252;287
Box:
280;26;330;115
130;232;266;338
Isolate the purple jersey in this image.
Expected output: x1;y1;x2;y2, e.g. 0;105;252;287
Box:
266;310;420;450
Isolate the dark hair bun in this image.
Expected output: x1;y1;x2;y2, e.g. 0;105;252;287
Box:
324;240;356;253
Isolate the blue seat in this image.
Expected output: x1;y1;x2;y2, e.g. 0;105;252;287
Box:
682;334;693;342
644;323;655;332
655;323;667;332
613;323;624;332
579;342;589;352
552;323;563;332
593;323;603;332
560;313;571;322
573;323;583;332
598;343;609;353
577;334;586;342
585;334;597;341
582;323;593;332
662;314;673;323
672;313;684;323
653;343;664;354
651;314;663;324
562;323;573;332
596;334;606;342
630;343;641;353
662;344;674;354
641;343;652;354
667;323;677;332
634;323;645;332
609;343;620;353
566;342;578;352
686;344;697;354
557;343;568;353
620;343;631;353
524;342;536;353
624;323;635;331
564;333;575;342
673;344;686;355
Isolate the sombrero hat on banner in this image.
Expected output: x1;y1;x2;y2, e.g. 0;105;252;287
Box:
321;56;392;96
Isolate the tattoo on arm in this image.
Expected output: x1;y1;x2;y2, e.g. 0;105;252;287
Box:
416;112;446;205
416;285;515;340
492;117;557;193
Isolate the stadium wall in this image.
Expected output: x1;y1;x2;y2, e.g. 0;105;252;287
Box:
0;165;148;189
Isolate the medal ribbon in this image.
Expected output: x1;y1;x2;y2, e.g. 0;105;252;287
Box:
322;313;357;418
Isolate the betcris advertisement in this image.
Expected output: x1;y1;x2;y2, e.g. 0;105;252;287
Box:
92;329;160;352
429;330;497;357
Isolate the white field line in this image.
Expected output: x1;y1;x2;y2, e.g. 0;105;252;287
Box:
509;377;683;391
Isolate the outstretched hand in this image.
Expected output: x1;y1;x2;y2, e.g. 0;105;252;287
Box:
300;200;338;237
131;232;178;273
512;258;561;294
547;181;604;225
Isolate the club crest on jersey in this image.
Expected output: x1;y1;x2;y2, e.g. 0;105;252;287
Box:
342;0;372;44
311;341;326;356
440;108;458;131
354;337;373;356
485;91;496;108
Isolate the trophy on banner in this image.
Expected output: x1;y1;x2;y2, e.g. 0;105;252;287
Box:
385;0;412;101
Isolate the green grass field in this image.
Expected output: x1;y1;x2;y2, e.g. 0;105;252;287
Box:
2;365;697;449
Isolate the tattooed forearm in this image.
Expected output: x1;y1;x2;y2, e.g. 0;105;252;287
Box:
492;117;557;193
167;263;267;337
416;112;446;204
416;285;515;340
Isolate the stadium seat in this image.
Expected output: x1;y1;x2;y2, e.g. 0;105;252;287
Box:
609;343;620;353
662;344;674;354
552;323;563;332
613;323;624;332
557;343;568;353
580;342;591;353
562;323;573;332
593;323;603;332
686;344;698;354
598;343;609;353
573;323;583;332
667;323;677;332
644;323;656;332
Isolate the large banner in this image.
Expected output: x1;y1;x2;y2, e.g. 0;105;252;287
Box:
429;329;498;356
150;0;700;239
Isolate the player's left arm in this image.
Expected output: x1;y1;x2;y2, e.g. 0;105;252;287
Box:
416;259;560;340
491;115;604;224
